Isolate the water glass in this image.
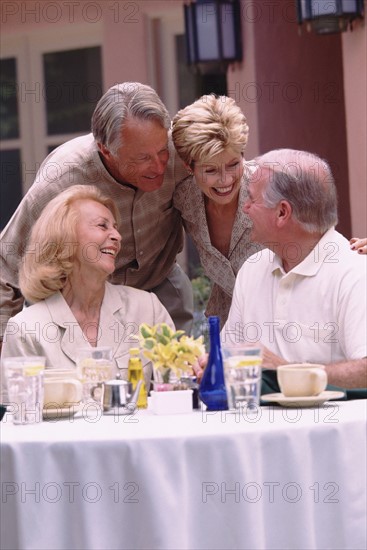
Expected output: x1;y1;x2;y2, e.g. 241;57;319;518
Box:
3;356;46;424
222;344;262;411
76;347;113;404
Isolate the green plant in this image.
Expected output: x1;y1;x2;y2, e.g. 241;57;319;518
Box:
190;268;211;341
191;268;212;310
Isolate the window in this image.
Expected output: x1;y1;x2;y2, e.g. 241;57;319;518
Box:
43;47;102;136
0;27;103;228
1;58;19;140
0;57;22;229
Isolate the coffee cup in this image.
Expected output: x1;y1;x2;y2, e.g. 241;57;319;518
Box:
44;371;82;408
277;364;327;397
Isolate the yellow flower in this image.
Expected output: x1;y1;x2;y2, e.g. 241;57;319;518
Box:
138;323;205;382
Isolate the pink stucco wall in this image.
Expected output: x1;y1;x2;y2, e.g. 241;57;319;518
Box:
342;24;367;237
2;0;365;234
1;0;91;29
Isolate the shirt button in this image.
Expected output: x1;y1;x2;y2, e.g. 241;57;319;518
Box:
139;251;143;256
137;229;141;233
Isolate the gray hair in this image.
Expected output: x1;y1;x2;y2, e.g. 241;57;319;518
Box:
255;149;338;233
92;82;170;155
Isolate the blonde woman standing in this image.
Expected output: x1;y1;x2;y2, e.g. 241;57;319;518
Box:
172;95;259;327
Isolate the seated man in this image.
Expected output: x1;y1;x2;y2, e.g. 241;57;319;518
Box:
222;149;367;394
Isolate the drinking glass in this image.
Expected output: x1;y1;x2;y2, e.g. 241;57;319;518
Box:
76;347;113;404
222;344;262;411
3;356;46;424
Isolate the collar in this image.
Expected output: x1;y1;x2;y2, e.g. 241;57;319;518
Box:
271;227;336;277
45;283;128;363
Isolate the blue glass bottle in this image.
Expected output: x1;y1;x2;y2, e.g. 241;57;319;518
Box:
199;316;228;411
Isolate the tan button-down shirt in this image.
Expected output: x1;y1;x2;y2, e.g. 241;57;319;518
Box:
0;133;185;341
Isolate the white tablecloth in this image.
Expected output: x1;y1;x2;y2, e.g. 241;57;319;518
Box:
1;400;366;550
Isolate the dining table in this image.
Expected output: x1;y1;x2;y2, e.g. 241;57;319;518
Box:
1;398;366;550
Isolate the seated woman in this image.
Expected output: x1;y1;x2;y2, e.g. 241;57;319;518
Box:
1;185;173;389
172;95;259;328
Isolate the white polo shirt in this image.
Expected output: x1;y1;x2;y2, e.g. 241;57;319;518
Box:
222;228;367;365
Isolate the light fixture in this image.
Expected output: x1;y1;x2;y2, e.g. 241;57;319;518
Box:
184;0;242;73
296;0;364;34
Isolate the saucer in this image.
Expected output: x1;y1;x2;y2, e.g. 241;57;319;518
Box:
43;403;83;419
261;390;345;408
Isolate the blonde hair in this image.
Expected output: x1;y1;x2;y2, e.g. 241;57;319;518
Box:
172;94;249;167
19;185;120;303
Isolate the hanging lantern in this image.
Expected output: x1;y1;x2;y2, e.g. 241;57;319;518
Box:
184;0;242;72
296;0;364;34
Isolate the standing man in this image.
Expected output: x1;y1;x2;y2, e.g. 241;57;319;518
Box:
0;82;193;348
223;149;366;391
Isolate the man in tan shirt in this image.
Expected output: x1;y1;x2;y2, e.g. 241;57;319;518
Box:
0;82;193;347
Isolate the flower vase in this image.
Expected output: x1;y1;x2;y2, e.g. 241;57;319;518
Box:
153;383;174;392
152;365;177;392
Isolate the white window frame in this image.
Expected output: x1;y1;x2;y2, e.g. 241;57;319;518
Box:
1;24;102;193
0;34;34;194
